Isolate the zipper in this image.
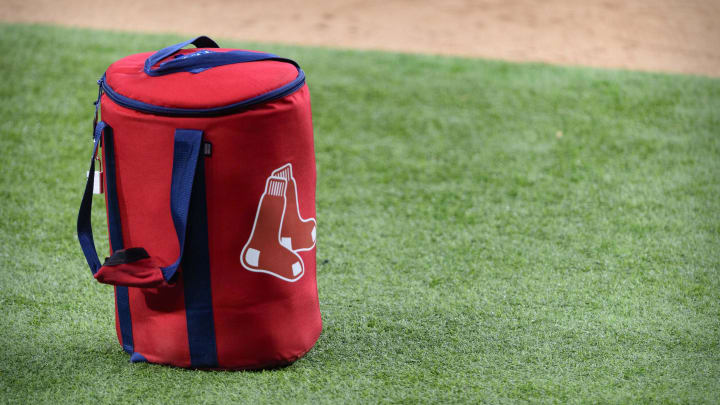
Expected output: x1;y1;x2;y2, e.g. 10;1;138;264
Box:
98;67;306;118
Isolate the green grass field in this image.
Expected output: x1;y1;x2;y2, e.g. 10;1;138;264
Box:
0;24;718;403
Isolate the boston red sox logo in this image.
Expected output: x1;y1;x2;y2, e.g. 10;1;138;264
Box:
240;164;316;282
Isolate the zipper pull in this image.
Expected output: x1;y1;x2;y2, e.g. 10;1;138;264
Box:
86;77;104;194
93;77;103;137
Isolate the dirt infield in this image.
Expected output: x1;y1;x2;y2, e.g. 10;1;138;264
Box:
2;0;719;77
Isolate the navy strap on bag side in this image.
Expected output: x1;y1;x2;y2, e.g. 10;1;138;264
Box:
77;121;108;273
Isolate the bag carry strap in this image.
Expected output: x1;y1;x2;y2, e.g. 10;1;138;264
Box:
77;122;204;287
144;35;299;76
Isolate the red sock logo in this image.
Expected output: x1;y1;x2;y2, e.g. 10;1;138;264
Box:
240;164;315;282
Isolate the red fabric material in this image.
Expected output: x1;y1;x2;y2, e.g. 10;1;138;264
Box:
94;258;168;288
100;68;321;369
129;279;191;368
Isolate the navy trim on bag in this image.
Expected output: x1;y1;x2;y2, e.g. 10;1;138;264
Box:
130;352;148;363
102;124;135;354
104;125;123;258
116;286;134;354
99;70;305;118
181;145;219;367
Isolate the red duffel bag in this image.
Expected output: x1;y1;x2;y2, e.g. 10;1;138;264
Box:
77;36;321;369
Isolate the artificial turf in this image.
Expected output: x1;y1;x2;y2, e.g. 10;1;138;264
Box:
0;23;718;404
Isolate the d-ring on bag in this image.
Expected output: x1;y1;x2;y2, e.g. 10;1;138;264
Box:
77;36;321;369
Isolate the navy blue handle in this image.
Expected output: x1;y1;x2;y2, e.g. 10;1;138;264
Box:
144;36;219;75
160;129;203;281
144;36;298;76
77;122;204;284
